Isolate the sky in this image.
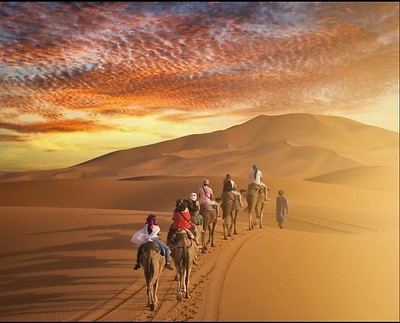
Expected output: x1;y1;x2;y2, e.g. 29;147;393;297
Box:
0;2;399;172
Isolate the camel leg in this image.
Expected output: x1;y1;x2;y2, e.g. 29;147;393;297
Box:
226;202;233;238
223;216;231;240
258;203;264;228
223;220;228;240
154;277;160;305
210;220;216;247
202;239;207;252
185;269;191;299
202;228;211;252
146;284;151;308
177;271;183;302
232;210;238;235
201;212;210;252
205;223;213;247
201;227;207;252
248;212;253;230
147;282;155;310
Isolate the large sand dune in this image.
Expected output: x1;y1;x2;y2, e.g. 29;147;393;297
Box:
0;113;398;321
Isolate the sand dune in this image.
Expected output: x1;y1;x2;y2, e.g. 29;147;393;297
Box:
0;113;398;321
307;165;399;192
1;113;397;182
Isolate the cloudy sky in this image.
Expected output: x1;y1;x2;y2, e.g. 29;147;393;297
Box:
1;2;398;171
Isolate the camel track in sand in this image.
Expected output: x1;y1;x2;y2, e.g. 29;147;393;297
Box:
66;208;369;322
64;214;253;322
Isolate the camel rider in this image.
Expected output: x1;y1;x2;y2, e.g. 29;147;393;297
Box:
168;199;200;245
198;179;220;218
131;214;173;271
187;193;204;227
249;164;268;201
222;173;244;207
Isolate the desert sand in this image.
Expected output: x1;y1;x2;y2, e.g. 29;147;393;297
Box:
0;114;398;321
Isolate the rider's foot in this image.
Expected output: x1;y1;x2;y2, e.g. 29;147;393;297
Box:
165;263;173;270
133;263;140;270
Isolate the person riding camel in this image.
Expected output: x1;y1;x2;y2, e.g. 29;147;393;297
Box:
168;199;200;245
187;192;204;228
222;173;244;207
249;164;268;201
131;214;173;271
197;179;220;218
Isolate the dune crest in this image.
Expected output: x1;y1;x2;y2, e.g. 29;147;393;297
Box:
0;113;397;183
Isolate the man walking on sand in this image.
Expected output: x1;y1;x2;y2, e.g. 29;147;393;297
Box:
276;190;288;229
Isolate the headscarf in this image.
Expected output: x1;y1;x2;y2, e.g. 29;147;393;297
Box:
146;214;157;234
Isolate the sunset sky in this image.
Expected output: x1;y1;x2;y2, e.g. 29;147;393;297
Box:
1;2;399;172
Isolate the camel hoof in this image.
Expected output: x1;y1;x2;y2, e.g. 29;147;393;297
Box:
150;303;155;311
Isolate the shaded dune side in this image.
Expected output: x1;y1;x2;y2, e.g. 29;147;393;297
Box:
306;165;399;192
0;176;220;212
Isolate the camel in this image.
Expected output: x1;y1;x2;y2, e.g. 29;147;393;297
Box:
199;204;217;252
168;230;196;301
221;191;239;239
139;240;165;311
245;183;266;230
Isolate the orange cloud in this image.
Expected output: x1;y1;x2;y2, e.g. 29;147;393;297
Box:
0;134;29;142
0;3;398;133
0;119;110;133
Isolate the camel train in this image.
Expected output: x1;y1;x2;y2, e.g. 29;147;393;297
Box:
134;180;267;310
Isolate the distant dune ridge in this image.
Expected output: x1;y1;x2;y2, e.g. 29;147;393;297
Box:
0;113;398;211
0;113;398;183
0;113;398;321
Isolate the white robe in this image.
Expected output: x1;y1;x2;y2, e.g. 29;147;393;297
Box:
130;224;160;245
